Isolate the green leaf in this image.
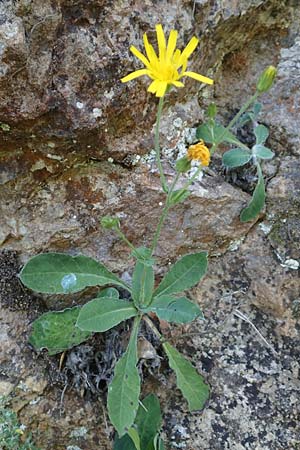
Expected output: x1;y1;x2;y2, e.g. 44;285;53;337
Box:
114;394;162;450
29;307;92;355
254;124;269;144
253;102;262;116
132;247;156;267
132;260;154;307
127;428;141;450
97;287;119;299
20;253;129;294
253;144;274;159
145;295;203;324
156;437;166;450
76;298;137;332
108;318;141;437
196;123;241;145
135;394;162;449
168;189;190;205
163;342;210;411
240;173;266;222
154;252;207;298
222;148;252;168
114;434;136;450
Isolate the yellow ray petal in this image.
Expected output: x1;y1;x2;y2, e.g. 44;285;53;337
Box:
121;69;149;83
181;56;188;74
172;80;184;88
143;33;159;67
179;36;199;66
156;24;166;60
156;81;168;97
166;29;178;60
183;71;214;85
130;45;151;68
173;49;182;67
147;79;160;94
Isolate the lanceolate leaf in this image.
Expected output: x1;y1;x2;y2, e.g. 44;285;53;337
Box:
135;394;162;450
108;318;141;437
114;394;163;450
132;261;154;307
127;428;141;450
222;148;252;168
252;144;274;160
163;342;210;411
240;172;266;222
154;252;207;298
20;253;130;294
196;123;241;146
146;296;204;324
29;307;92;355
76;298;137;332
254;124;269;144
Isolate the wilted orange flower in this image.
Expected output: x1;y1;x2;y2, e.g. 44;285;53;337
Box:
187;140;210;166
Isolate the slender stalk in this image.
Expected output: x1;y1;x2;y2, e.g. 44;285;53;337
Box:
210;91;259;156
150;172;180;255
115;228;136;253
155;96;168;192
181;165;203;191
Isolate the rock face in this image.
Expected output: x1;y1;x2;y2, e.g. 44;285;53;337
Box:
0;0;299;449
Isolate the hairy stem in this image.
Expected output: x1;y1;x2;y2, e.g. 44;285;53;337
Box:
115;228;137;253
155;96;168;192
210;91;259;156
150;172;180;255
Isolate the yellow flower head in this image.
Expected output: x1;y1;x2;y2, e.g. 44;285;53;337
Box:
121;24;213;97
187;140;210;166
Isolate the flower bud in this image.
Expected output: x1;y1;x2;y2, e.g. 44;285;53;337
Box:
206;102;217;119
256;66;277;93
101;216;120;229
176;156;192;173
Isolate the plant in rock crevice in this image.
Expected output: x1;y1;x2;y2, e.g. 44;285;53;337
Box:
19;24;277;445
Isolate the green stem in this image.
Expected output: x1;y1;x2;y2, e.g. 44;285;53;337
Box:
155;96;168;193
150;172;180;255
115;228;136;253
181;165;203;191
210;91;259;156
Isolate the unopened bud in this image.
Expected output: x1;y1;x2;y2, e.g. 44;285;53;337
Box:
101;216;120;229
256;66;277;93
206;102;217;119
176;156;191;173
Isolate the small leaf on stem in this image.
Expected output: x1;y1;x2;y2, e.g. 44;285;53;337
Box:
240;170;266;222
222;148;252;168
